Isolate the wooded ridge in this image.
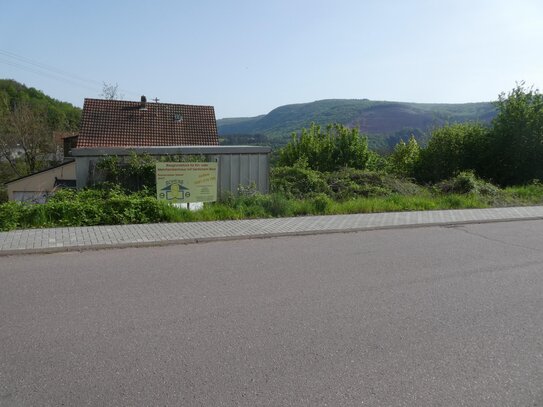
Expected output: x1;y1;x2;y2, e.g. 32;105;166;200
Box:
218;99;496;150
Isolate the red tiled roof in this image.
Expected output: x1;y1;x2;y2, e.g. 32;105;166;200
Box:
76;98;219;148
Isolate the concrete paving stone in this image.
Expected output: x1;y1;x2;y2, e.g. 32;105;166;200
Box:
1;206;543;254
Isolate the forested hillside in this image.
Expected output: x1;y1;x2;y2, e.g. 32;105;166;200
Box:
218;99;496;150
0;79;81;131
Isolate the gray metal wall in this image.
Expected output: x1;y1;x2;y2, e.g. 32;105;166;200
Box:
72;146;271;196
214;153;269;195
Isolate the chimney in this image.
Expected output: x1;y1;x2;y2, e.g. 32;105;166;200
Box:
140;95;147;110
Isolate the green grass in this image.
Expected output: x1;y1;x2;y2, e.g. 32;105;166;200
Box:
327;193;488;215
2;184;543;232
501;184;543;205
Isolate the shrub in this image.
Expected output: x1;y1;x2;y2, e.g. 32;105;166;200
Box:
326;169;421;200
0;187;191;231
379;175;422;196
387;135;420;177
96;153;156;192
435;171;499;196
278;123;371;172
0;201;27;230
327;170;387;199
271;163;329;199
415;123;491;183
95;153;207;193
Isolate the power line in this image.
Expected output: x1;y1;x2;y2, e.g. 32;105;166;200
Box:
0;49;141;98
0;49;102;87
0;57;99;93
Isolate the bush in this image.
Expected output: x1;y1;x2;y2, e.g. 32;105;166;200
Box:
278;123;371;172
0;187;192;231
327;170;388;199
95;153;207;193
326;169;421;200
96;154;156;192
271;166;422;202
434;171;499;196
415;123;491;183
387;135;420;177
271;163;329;199
0;201;27;230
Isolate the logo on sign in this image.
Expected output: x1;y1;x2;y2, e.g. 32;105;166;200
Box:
159;180;191;201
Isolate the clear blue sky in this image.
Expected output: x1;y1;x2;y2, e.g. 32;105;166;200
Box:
1;0;542;118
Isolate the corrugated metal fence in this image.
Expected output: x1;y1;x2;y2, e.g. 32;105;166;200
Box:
72;146;271;196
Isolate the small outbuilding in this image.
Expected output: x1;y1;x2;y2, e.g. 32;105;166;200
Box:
5;160;76;202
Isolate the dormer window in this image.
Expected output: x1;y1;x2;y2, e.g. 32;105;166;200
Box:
174;113;183;122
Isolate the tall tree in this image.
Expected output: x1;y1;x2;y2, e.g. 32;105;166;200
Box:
0;101;53;176
415;123;490;183
490;84;543;185
388;135;420;177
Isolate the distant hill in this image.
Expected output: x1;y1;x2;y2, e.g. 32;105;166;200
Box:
0;79;81;131
218;99;497;151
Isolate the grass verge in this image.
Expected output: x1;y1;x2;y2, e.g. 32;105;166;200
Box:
1;183;543;232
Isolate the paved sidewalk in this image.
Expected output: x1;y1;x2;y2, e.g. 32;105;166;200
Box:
1;206;543;255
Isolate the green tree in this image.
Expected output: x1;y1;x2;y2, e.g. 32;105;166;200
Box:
489;84;543;185
278;123;370;172
415;123;490;183
0;80;81;179
0;80;81;132
0;101;54;175
388;135;420;177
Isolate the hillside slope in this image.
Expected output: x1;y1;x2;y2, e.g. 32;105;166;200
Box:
218;99;496;150
0;79;81;131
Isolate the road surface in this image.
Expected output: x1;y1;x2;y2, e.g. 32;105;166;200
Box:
1;220;543;406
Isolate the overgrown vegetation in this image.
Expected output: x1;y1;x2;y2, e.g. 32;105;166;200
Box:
278;123;371;172
387;135;420;178
2;83;543;231
1;169;542;232
94;153;206;193
0;187;173;230
415;123;490;183
415;83;543;186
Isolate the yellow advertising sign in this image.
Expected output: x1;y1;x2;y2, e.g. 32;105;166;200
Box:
156;162;218;203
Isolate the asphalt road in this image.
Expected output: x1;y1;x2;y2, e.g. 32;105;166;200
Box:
1;220;543;406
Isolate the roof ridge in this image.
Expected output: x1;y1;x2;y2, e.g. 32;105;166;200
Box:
83;98;215;109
